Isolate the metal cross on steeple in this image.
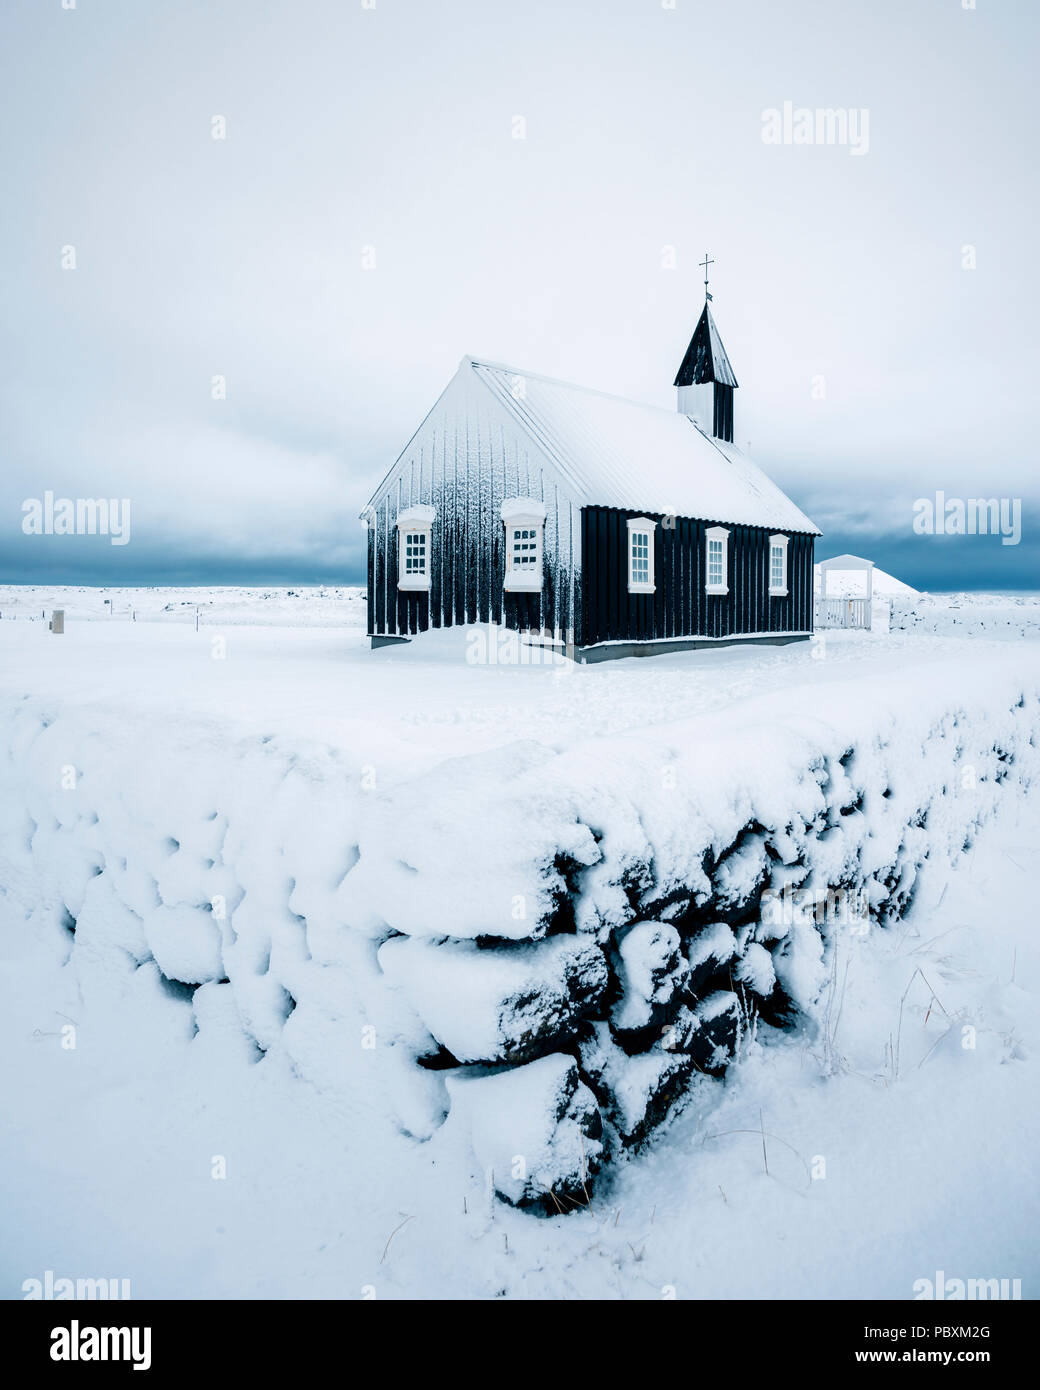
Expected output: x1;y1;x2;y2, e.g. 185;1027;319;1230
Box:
700;252;715;302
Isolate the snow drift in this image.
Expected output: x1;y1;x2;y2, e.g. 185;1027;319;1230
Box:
1;647;1038;1210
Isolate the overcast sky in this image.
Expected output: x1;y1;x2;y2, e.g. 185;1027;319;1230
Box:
2;0;1036;591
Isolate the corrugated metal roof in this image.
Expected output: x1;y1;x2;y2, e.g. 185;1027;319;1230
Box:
673;303;739;388
470;358;820;536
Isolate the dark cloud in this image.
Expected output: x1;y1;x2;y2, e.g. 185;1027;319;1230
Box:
2;0;1037;591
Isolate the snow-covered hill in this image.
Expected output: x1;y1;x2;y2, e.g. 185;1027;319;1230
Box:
813;561;918;598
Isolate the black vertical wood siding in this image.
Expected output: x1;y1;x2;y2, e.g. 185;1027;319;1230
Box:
580;506;815;647
367;369;814;652
713;384;734;443
366;371;582;642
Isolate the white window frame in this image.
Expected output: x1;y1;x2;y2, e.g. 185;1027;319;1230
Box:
768;533;789;597
397;505;435;592
501;498;546;593
705;525;729;595
626;517;656;594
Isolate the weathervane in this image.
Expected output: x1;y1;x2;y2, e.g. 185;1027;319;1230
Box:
700;252;714;302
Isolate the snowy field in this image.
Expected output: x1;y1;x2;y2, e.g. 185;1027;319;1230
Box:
0;584;366;629
1;586;1038;1299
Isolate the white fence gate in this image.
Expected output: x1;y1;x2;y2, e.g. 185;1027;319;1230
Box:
815;596;871;629
814;555;874;631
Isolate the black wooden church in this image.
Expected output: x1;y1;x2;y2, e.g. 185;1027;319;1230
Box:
363;278;820;661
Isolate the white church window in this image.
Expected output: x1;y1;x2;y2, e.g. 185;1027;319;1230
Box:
396;505;435;591
705;526;729;594
501;498;546;593
769;533;789;596
511;526;539;569
405;530;427;573
626;517;656;594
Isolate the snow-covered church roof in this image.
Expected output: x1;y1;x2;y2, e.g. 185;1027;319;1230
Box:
469;358;820;536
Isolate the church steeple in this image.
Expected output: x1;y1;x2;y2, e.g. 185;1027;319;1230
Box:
673;257;738;443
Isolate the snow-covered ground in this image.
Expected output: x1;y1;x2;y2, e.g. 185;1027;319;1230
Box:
0;583;1032;755
1;586;1037;1298
0;584;366;629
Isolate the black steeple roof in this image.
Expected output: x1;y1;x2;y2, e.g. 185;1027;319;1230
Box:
673;303;738;390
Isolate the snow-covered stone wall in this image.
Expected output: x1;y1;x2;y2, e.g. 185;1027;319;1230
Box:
1;656;1037;1211
889;593;1040;639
